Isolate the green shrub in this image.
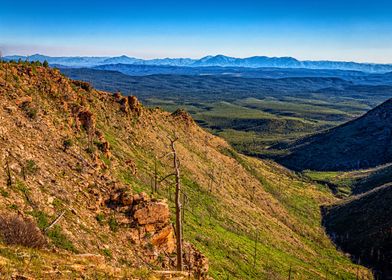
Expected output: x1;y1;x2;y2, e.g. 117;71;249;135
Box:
0;189;9;197
101;248;112;259
25;159;38;176
20;102;38;119
63;138;73;151
108;216;119;232
8;204;18;211
29;210;50;230
96;213;105;225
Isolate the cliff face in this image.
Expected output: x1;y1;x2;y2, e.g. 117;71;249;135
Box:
0;63;371;279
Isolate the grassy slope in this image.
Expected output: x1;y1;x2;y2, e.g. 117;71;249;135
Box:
0;63;372;279
304;163;392;196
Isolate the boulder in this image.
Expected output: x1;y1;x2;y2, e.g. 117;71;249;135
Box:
133;201;170;225
128;96;142;116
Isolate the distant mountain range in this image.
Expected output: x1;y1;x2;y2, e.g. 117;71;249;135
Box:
4;54;392;73
277;98;392;171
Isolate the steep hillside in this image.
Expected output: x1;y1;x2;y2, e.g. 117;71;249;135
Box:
0;62;371;279
323;184;392;279
278;99;392;171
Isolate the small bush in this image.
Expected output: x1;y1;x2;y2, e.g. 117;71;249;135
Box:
0;214;46;249
20;102;38;119
96;213;105;225
0;189;9;197
63;138;73;151
24;159;38;176
108;216;119;232
101;248;112;259
85;146;96;154
8;204;18;211
75;163;83;173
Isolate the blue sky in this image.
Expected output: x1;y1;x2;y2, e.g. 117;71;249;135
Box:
1;0;392;62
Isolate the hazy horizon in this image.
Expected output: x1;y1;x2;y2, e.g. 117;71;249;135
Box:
1;0;392;63
3;52;392;65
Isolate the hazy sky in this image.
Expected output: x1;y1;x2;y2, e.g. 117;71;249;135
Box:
1;0;392;63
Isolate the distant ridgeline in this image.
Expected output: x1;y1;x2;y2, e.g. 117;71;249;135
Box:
5;54;392;72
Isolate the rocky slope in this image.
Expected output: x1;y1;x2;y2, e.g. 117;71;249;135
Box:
277;98;392;171
0;62;371;279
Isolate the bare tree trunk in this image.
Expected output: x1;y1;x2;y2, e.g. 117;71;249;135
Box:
44;211;65;233
5;159;12;187
154;156;158;193
5;62;8;83
253;230;259;269
170;136;183;271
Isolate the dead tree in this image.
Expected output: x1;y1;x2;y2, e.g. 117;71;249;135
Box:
208;168;215;193
44;211;65;233
159;135;183;271
154;156;158;193
5;159;12;187
170;135;183;271
253;230;259;269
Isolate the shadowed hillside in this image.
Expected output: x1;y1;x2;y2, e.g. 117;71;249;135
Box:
0;61;372;279
277;99;392;171
323;184;392;279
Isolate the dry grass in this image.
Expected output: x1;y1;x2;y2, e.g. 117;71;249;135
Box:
0;62;374;279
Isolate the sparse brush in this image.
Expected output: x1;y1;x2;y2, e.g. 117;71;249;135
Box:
0;214;47;249
20;102;38;119
24;159;39;176
62;138;73;151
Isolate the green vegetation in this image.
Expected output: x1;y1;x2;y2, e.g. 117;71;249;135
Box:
62;138;73;151
106;139;369;278
0;62;374;279
28;210;77;253
101;248;112;259
304;164;392;196
62;68;392;157
96;213;105;225
46;225;77;253
24;159;39;176
108;216;119;232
